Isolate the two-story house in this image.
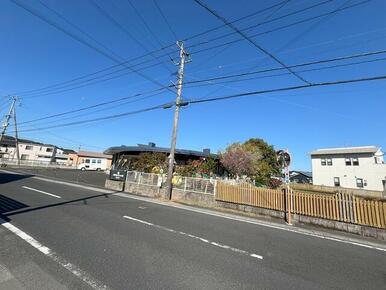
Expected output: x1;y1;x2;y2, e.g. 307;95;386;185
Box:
311;146;386;192
0;135;72;164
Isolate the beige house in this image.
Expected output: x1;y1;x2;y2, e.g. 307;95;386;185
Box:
68;151;112;169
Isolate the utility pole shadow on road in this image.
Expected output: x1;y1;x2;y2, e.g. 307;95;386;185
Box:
3;191;120;219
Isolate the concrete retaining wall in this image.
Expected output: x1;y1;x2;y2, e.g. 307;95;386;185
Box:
216;200;285;219
171;189;215;208
124;182;164;198
105;179;124;191
293;214;386;241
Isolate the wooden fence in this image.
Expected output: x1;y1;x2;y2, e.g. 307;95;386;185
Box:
216;182;284;210
216;181;386;229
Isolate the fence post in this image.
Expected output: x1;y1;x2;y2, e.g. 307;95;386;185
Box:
214;180;217;197
184;177;187;192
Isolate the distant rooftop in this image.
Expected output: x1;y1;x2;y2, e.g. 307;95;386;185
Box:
0;135;70;151
310;146;379;156
77;150;112;159
290;170;312;178
104;142;215;158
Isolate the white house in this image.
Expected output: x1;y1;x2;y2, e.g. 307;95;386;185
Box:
311;146;386;192
0;135;72;164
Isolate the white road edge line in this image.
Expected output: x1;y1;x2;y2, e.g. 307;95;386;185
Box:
123;215;263;260
22;186;61;199
1;220;109;290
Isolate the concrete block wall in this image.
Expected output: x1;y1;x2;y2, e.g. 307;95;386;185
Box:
105;179;124;191
124;182;164;198
216;201;285;219
171;189;215;208
293;214;386;241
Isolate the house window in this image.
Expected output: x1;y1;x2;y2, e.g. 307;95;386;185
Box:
25;145;33;150
334;177;340;187
356;178;364;188
327;158;333;166
20;154;28;160
321;158;326;166
46;148;53;152
345;158;352;166
352;158;359;166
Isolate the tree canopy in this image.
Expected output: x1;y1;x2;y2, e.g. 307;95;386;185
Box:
220;138;280;186
132;152;168;173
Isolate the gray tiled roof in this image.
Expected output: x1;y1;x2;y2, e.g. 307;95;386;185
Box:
104;144;215;158
310;146;378;156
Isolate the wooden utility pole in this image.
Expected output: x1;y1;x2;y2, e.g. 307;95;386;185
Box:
165;41;189;200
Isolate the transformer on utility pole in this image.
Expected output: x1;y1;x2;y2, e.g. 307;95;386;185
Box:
165;41;190;200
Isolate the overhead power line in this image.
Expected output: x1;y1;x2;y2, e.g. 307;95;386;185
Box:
182;0;292;43
17;48;386;126
193;0;311;84
186;56;386;88
18;87;169;125
14;102;170;133
184;49;386;85
22;1;296;99
21;60;166;99
126;0;174;61
190;0;372;55
88;0;173;74
188;0;336;50
152;0;178;40
8;0;367;98
6;0;297;97
19;91;168;128
36;0;125;62
188;74;386;104
9;0;173;92
8;73;386;134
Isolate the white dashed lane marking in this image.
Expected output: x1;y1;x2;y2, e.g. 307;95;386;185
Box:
22;186;61;199
123;215;263;260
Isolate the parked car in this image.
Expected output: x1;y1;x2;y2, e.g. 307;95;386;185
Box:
77;158;108;171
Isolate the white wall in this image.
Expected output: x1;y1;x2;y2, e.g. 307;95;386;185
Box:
312;152;386;191
0;143;59;163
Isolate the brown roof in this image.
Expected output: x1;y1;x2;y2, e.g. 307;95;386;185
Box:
77;151;112;159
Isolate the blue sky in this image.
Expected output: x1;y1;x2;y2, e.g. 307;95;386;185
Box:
1;0;386;171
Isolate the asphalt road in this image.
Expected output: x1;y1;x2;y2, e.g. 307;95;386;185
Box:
0;170;385;289
3;167;108;187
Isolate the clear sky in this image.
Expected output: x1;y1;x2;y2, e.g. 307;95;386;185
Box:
1;0;386;171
